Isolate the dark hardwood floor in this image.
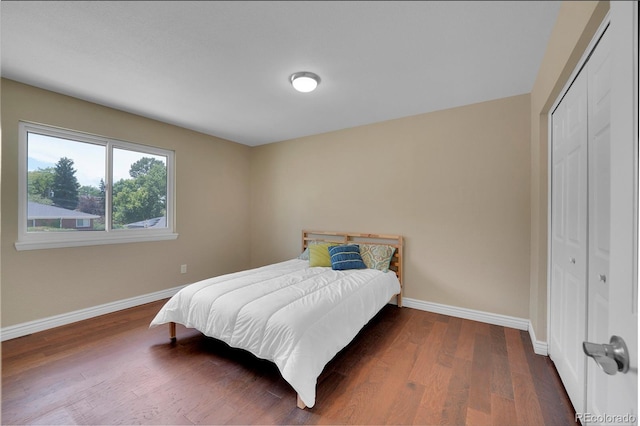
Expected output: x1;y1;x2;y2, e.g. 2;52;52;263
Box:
1;299;577;425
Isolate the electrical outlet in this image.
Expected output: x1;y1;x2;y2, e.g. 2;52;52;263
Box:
180;264;187;274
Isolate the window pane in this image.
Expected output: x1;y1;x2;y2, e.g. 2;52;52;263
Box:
112;148;167;229
27;132;106;232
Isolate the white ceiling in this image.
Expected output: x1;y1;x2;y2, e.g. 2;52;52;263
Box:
1;1;561;146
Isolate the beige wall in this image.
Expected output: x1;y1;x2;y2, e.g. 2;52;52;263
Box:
250;94;532;319
529;1;609;341
1;79;252;326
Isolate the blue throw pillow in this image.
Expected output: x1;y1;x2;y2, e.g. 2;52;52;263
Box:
329;244;367;270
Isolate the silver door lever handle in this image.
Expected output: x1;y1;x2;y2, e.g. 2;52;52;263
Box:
583;335;630;375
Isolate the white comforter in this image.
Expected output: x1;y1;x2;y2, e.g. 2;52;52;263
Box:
149;259;401;408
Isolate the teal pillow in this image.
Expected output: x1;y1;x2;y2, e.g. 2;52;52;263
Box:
329;244;367;270
298;247;310;260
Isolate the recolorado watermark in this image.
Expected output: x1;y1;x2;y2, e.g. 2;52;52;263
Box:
575;412;637;424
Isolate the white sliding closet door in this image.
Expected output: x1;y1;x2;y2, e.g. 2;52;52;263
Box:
550;64;589;415
549;25;613;418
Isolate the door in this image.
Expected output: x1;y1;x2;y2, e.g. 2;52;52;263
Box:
550;63;589;415
583;2;638;423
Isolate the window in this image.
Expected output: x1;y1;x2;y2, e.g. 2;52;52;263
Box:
76;219;91;228
16;121;177;250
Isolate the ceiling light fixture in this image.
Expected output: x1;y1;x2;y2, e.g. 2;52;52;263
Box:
290;71;320;93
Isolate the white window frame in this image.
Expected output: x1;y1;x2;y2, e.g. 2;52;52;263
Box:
16;121;178;251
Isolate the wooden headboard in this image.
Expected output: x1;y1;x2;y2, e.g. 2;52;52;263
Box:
302;230;404;306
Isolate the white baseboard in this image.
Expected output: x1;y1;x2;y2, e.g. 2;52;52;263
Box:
403;297;548;355
1;290;551;357
403;297;529;329
0;285;186;342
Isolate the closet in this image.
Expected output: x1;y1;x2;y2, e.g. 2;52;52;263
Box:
549;25;611;415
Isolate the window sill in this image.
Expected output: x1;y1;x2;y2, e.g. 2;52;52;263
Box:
14;232;178;251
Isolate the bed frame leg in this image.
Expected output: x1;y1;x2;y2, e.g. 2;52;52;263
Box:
169;322;176;342
397;294;403;308
296;394;306;409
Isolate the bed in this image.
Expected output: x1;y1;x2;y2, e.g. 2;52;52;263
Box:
149;230;404;409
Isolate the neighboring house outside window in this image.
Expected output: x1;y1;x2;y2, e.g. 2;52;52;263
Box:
17;121;177;251
28;201;99;230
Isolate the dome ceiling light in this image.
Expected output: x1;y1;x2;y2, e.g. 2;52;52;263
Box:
290;71;320;93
